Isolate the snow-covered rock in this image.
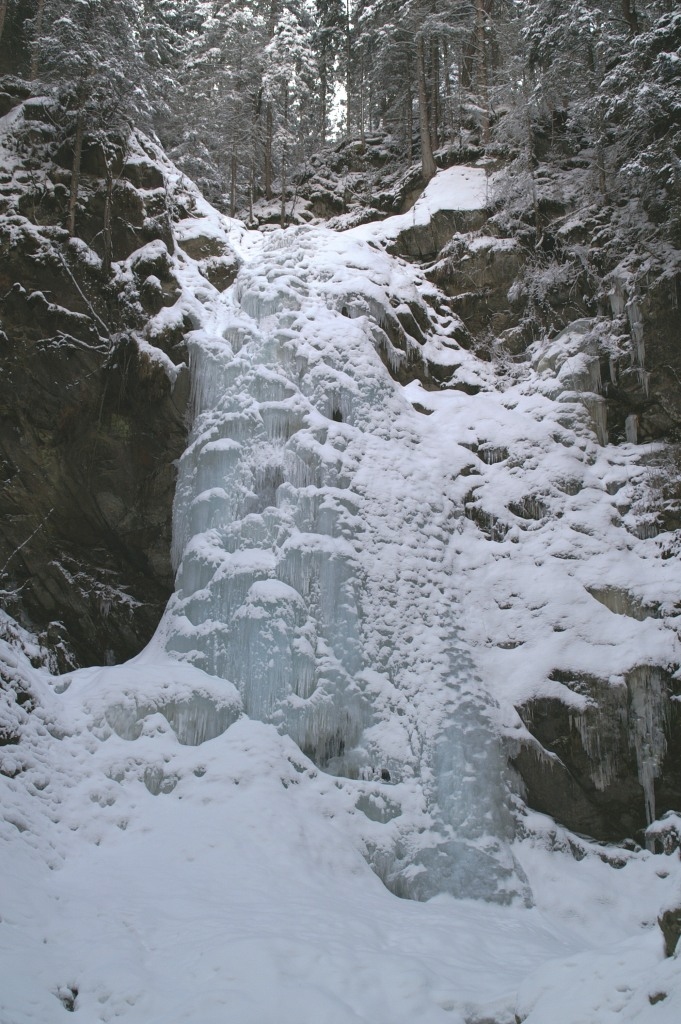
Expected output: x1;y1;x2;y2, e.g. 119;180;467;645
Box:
2;138;681;1023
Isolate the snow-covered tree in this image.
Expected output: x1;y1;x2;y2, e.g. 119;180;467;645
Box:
313;0;345;142
603;8;681;245
262;1;317;221
168;1;268;211
32;0;145;238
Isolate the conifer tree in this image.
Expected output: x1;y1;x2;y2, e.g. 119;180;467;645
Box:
314;0;345;142
32;0;144;236
172;0;266;210
262;1;317;221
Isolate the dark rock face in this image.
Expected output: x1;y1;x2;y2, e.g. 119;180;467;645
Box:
513;667;681;843
389;209;489;262
177;234;239;291
293;134;483;228
636;277;681;442
427;236;523;340
0;328;188;668
0;81;190;667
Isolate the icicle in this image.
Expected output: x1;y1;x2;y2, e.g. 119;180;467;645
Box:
627;665;668;825
105;692;240;746
636;368;650;396
588;358;602;394
583;395;609;446
609;283;626;316
625;414;638;444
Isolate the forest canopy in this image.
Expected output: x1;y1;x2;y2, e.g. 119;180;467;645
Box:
0;1;676;225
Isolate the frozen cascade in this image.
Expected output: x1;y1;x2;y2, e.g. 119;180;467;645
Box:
628;665;669;826
164;224;528;903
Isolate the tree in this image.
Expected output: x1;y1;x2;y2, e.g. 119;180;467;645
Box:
603;9;681;244
262;1;317;222
33;0;145;237
358;1;469;173
169;1;268;210
29;0;44;79
416;32;437;178
314;0;345;142
138;0;202;135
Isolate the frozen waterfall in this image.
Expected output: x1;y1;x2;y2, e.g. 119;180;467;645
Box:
164;223;527;903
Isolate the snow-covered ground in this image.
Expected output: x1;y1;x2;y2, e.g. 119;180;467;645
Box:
1;160;680;1023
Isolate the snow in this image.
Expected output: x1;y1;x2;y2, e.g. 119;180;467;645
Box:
348;164;489;246
2;160;681;1022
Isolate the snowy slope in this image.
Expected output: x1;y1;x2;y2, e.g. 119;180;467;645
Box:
2;162;681;1023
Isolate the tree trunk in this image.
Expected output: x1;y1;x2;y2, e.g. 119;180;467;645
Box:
261;0;278;198
102;155;113;277
280;84;288;228
475;0;490;144
267;0;278;37
264;102;273;199
596;135;608;199
30;0;45;80
416;37;436;183
522;76;540;240
320;64;327;145
443;38;452;138
429;37;439;153
588;44;609;199
404;47;413;162
229;149;237;216
0;1;8;46
67;111;84;238
405;82;413;163
368;46;374;133
621;0;639;34
457;50;465;150
280;157;286;228
345;0;351;137
359;49;365;145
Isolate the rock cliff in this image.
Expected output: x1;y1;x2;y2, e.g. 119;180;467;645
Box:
1;79;680;853
0;77;191;666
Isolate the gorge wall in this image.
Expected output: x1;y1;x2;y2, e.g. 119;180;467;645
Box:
1;75;681;856
0;77;190;667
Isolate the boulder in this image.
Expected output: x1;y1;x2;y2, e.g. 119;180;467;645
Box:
658;904;681;957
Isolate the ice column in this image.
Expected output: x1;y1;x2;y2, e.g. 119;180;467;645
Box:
164;225;527;904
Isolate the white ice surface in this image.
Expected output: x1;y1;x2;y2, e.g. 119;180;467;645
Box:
2;160;681;1022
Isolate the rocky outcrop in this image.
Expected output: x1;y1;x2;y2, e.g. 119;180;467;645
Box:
285;133;484;229
0;325;189;668
428;234;522;339
658;903;681;958
364;152;681;848
389;209;490;263
605;271;681;445
0;79;192;666
513;666;681;842
176;232;239;291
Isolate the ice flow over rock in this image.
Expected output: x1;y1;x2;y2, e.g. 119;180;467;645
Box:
163;222;527;903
